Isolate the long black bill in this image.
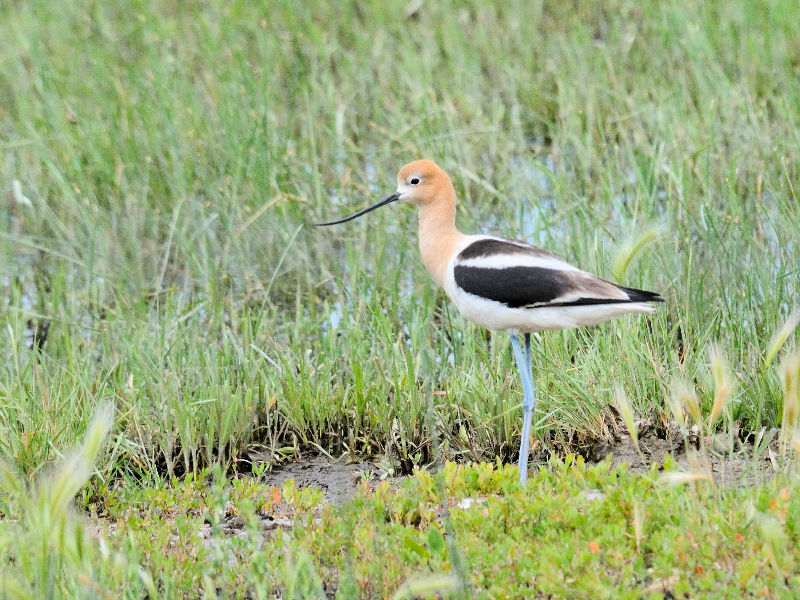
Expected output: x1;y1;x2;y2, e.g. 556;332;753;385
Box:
314;192;401;226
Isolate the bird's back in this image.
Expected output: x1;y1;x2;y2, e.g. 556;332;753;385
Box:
444;235;663;332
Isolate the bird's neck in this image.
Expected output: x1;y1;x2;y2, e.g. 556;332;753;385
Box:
417;195;465;287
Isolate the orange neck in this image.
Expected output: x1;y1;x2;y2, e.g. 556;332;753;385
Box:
417;187;466;287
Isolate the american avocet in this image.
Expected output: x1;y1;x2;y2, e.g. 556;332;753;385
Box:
316;159;663;484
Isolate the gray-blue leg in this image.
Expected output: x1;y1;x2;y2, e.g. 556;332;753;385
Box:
510;333;536;484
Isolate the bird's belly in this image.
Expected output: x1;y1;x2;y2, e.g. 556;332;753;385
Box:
450;290;654;333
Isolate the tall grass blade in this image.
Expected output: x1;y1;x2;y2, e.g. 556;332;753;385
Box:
779;351;800;460
659;470;713;486
764;309;800;368
611;226;661;281
707;345;733;428
0;404;119;597
391;574;461;600
672;379;702;427
614;384;639;452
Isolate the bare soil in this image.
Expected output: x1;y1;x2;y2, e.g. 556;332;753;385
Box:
574;416;778;488
255;454;396;505
251;419;779;504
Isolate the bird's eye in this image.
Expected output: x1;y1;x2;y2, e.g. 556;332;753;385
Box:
409;177;421;185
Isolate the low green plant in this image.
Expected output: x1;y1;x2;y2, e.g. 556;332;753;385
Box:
0;404;155;599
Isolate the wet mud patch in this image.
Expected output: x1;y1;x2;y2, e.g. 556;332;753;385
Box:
579;415;779;488
246;418;778;510
254;454;388;505
580;416;683;470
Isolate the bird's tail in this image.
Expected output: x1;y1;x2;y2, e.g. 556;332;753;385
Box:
618;285;664;304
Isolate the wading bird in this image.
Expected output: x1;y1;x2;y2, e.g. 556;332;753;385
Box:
316;160;663;484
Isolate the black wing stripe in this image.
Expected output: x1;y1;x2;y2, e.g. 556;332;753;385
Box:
454;265;663;309
454;265;572;308
458;238;553;260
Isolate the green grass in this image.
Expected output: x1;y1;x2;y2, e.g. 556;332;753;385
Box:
4;412;800;598
1;0;800;596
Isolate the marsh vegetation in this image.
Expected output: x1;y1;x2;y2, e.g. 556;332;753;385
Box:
1;1;799;597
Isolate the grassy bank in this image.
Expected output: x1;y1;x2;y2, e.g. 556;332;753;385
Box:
1;0;800;596
3;409;800;598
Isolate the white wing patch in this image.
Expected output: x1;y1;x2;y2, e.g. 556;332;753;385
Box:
457;253;580;272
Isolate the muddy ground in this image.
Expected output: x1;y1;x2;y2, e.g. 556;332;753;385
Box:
253;418;780;505
255;454;389;505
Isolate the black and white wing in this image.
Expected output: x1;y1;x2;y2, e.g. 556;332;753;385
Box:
453;237;663;309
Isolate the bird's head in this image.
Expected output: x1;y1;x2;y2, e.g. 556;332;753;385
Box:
315;159;453;226
395;159;453;208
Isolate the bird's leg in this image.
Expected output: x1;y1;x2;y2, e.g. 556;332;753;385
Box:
521;333;536;480
524;333;532;377
511;333;536;484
